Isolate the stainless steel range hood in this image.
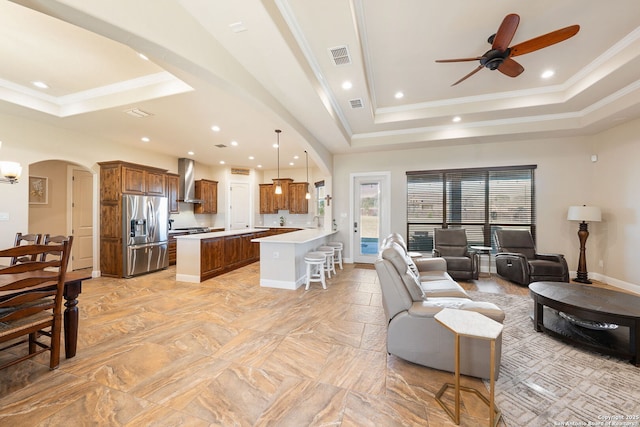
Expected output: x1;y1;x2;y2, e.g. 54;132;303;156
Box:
178;158;203;203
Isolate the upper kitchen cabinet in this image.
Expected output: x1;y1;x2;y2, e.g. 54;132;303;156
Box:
194;179;218;214
259;179;308;214
273;178;293;211
99;161;168;199
259;184;275;214
288;182;309;214
166;173;180;214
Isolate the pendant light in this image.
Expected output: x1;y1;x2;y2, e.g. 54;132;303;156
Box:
274;129;282;195
304;150;311;199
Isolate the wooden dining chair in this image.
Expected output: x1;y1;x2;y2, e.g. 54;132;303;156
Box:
10;232;44;265
40;234;69;262
0;236;73;370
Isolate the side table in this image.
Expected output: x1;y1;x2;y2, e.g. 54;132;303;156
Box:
471;245;493;277
434;308;503;427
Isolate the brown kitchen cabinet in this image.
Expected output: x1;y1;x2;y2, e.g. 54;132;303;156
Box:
288;182;309;214
200;237;225;279
260;178;309;214
194;179;218;214
259;184;275;214
100;161;168;199
273;178;292;211
166;173;180;214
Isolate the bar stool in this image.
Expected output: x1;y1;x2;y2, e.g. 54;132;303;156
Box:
326;241;343;270
316;245;337;278
304;251;327;290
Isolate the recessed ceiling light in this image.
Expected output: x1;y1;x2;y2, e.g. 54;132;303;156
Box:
541;70;555;79
211;125;221;132
289;162;294;166
342;81;353;90
248;156;255;160
188;151;195;156
394;91;404;99
272;143;279;148
230;140;238;146
32;81;48;89
257;164;262;168
229;21;247;33
141;137;150;142
138;53;149;61
293;155;299;159
452;116;461;123
219;160;225;165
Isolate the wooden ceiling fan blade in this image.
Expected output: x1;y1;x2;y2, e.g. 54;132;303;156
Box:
510;25;580;57
451;65;484;86
492;13;520;51
435;57;482;63
498;58;524;77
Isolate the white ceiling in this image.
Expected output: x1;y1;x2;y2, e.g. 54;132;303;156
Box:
2;0;640;172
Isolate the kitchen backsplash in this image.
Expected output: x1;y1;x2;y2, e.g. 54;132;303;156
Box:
259;211;319;228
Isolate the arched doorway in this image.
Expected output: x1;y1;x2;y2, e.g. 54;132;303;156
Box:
28;160;94;271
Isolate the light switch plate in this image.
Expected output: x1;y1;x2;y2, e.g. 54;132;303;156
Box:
0;212;9;221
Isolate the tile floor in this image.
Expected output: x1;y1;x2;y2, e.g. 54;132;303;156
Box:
0;263;517;426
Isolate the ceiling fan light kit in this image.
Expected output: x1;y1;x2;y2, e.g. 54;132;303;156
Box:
436;13;580;86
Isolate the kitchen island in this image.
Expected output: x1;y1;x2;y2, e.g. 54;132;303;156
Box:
252;228;338;289
175;228;268;283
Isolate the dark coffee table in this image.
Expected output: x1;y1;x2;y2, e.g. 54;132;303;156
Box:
529;281;640;366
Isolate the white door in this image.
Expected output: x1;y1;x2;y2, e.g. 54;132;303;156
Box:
229;182;250;229
72;168;93;270
352;173;390;263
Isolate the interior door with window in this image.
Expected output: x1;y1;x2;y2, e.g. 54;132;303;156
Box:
352;173;390;263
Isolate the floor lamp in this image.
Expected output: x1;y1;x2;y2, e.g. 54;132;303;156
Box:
567;205;602;284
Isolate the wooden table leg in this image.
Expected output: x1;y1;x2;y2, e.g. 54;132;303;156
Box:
533;297;544;332
62;279;82;358
633;319;639;367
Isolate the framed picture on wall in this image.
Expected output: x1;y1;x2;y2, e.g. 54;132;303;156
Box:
29;176;48;205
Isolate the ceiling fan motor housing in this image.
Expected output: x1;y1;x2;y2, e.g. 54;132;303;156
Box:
480;48;511;70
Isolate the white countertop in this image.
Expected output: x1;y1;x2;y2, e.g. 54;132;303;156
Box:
252;228;337;244
174;228;265;240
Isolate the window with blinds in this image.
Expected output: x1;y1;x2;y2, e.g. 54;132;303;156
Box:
406;165;536;252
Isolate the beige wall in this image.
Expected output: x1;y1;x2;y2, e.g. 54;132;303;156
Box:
592;117;640;287
28;160;70;236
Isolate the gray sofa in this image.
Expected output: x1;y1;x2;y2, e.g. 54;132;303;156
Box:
375;233;505;379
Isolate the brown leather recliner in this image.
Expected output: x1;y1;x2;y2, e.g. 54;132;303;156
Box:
494;229;569;286
433;228;479;280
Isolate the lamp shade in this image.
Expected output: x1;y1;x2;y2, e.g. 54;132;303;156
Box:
0;161;22;180
567;205;601;222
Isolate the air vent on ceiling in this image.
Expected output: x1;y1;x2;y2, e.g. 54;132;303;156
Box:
349;98;364;109
328;45;352;66
124;108;153;118
214;144;227;148
231;168;250;175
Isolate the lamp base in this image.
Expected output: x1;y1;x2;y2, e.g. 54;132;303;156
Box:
573;271;592;284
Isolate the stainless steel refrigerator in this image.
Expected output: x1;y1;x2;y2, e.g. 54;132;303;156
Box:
122;195;169;277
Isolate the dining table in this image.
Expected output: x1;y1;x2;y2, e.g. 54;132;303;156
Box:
0;269;91;359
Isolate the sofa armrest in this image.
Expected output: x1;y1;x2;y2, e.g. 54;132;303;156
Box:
414;256;447;272
536;253;566;263
408;299;505;323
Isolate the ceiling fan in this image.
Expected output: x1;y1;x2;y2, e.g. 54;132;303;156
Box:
435;14;579;86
